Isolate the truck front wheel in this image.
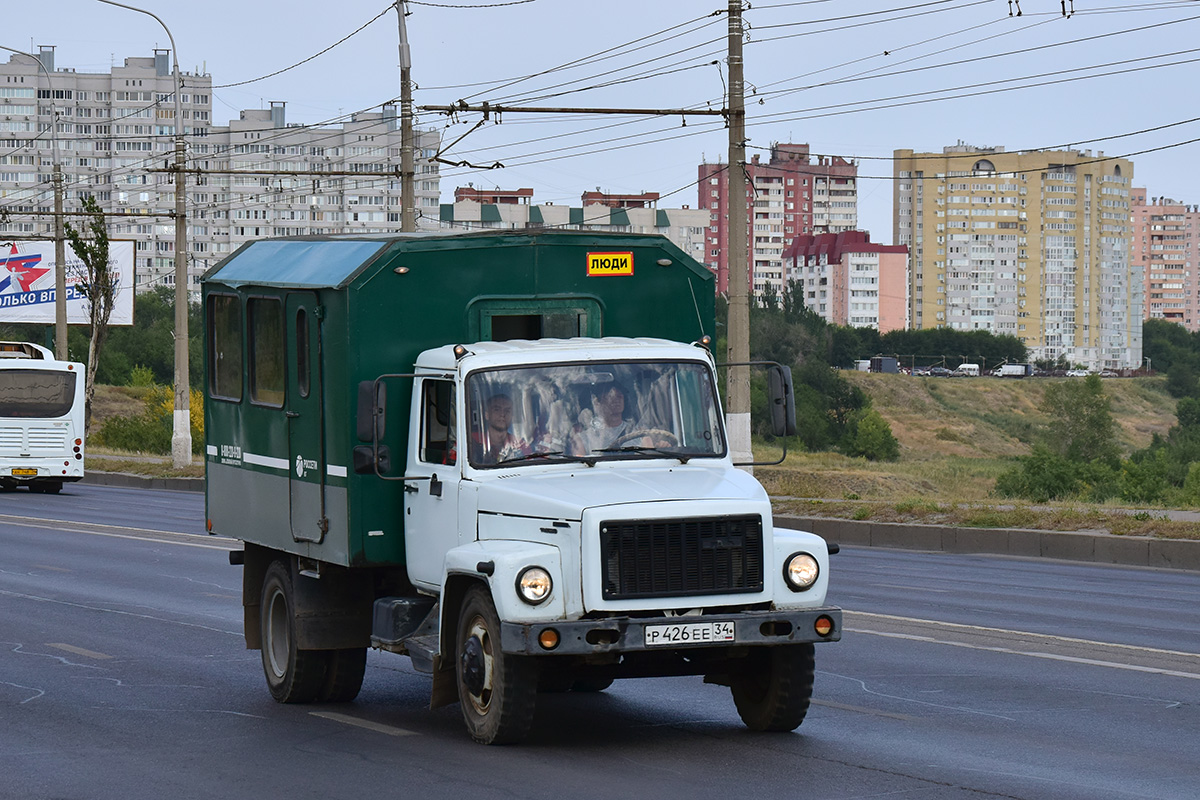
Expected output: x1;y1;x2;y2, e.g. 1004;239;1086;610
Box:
261;561;327;703
455;585;538;744
730;643;815;732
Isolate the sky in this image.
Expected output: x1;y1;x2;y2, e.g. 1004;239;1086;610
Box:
6;0;1200;239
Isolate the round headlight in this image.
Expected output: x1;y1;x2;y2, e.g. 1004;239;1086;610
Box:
783;552;819;591
516;566;553;605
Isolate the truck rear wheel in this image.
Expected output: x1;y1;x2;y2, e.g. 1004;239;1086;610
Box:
319;648;367;703
730;643;815;732
455;585;538;744
261;561;327;703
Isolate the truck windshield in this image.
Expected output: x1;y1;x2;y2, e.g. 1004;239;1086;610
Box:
466;360;725;467
0;369;77;418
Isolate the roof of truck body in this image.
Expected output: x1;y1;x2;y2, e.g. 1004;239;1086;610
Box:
201;230;708;291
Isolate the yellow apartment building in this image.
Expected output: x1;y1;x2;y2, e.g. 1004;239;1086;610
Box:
893;143;1141;370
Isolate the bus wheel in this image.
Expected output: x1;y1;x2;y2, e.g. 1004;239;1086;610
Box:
730;643;815;732
260;560;327;703
456;585;537;744
40;481;63;494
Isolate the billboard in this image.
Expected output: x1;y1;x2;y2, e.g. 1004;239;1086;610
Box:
0;240;135;325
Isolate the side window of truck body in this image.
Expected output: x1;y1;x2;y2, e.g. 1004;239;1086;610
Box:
419;379;456;465
248;297;285;408
207;294;243;402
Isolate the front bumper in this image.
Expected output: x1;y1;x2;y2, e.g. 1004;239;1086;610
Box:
500;606;841;656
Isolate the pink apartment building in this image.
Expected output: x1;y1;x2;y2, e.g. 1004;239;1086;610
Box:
1131;188;1200;331
784;231;908;332
699;143;858;297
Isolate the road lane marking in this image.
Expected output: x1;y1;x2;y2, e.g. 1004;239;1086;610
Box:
47;642;113;660
0;512;235;551
845;610;1200;681
811;699;915;721
310;711;417;737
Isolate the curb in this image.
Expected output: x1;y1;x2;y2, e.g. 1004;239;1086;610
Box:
82;470;204;493
777;515;1200;573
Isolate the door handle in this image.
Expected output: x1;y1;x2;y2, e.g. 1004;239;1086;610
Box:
429;473;443;497
285;411;300;418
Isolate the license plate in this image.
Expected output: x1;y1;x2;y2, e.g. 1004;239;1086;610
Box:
11;468;37;477
644;620;735;647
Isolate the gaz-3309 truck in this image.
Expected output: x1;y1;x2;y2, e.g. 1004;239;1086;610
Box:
203;231;840;744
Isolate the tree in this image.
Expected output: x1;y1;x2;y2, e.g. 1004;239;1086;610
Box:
63;195;116;432
1040;374;1120;467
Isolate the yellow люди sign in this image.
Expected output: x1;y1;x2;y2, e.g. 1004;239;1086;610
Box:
586;252;633;276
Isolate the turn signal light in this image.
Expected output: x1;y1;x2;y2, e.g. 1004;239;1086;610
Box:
538;629;560;650
814;615;835;637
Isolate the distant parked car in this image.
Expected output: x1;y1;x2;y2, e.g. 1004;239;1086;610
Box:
929;366;953;377
1100;370;1118;378
1066;369;1090;377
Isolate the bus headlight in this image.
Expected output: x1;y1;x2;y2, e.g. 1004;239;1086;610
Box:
783;552;819;591
516;566;552;605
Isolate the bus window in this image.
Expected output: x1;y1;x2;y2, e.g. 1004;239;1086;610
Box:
0;370;77;418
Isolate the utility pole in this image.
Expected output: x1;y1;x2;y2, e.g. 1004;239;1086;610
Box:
725;0;753;468
396;1;416;232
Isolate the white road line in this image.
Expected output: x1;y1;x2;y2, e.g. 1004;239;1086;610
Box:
0;513;235;551
845;610;1200;680
310;711;417;737
47;642;113;660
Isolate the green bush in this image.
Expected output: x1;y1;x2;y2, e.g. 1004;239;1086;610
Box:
842;408;900;461
93;385;204;455
129;364;156;387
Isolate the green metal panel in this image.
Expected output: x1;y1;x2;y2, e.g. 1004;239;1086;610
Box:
569;207;584;225
203;230;715;570
610;208;630;227
439;203;454;222
481;204;502;223
528;206;544;224
656;209;670;228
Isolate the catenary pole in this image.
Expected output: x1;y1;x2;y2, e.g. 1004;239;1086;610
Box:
725;0;753;468
97;0;191;466
397;1;416;232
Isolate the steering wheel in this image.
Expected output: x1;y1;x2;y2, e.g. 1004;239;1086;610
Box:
615;428;679;448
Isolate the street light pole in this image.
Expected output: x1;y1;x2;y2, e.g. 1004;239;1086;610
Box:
97;0;191;466
0;45;66;358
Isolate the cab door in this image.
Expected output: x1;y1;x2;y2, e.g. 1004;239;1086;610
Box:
285;292;326;543
403;377;460;591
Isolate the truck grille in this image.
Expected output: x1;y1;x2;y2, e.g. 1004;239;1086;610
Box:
599;514;764;600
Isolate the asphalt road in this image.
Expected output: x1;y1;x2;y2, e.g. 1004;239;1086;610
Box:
2;484;1198;800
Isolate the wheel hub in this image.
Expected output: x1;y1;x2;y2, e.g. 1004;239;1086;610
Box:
461;634;486;697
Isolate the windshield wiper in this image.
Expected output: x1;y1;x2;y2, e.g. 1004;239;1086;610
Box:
494;450;591;466
595;445;691;464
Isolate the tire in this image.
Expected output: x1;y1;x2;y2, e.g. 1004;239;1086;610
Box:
41;481;63;495
730;644;815;732
456;585;538;744
260;561;328;704
319;648;367;703
571;677;614;693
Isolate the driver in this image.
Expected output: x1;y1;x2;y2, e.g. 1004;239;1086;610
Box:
472;393;530;464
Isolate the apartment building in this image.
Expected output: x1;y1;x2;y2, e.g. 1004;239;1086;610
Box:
784;230;908;332
439;188;710;267
894;143;1140;370
0;47;441;297
1131;188;1200;331
698;143;858;298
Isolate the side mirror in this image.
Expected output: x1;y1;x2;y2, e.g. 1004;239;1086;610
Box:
768;364;797;437
356;380;387;442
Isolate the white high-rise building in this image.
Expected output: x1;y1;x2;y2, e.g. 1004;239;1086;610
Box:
0;47;441;297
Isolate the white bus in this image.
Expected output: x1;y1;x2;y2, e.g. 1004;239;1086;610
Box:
0;342;86;493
